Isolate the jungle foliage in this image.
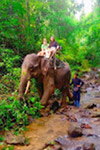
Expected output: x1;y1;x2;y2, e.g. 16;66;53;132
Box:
0;0;100;131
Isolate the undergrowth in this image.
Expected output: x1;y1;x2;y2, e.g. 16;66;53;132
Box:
0;96;43;131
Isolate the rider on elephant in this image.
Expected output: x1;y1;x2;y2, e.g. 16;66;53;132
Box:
38;36;60;58
49;36;60;50
38;38;49;58
49;36;60;69
38;36;61;69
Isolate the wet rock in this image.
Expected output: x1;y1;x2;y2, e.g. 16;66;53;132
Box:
68;126;83;138
95;95;100;98
81;123;92;129
86;134;98;138
95;74;99;79
97;68;100;72
81;89;87;93
53;144;63;150
82;74;90;80
90;70;96;78
83;143;95;150
42;141;63;150
92;85;95;88
57;106;72;115
43;146;62;150
86;104;97;109
55;137;68;146
66;115;77;122
75;146;82;150
87;87;93;91
97;86;100;91
80;110;91;118
92;113;100;118
95;118;100;121
5;132;26;145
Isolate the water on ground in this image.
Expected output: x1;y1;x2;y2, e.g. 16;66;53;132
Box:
14;86;100;150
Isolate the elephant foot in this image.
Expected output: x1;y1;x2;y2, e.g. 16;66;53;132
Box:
18;95;25;101
39;108;46;117
61;102;67;108
69;96;74;101
40;100;48;107
39;107;50;117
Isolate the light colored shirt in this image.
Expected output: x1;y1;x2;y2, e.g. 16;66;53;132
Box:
41;43;49;51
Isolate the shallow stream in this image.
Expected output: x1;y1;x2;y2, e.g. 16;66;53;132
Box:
14;86;100;150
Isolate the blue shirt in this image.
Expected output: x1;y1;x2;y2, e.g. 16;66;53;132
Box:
71;78;84;91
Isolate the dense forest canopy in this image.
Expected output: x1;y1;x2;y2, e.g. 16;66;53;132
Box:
0;0;100;73
0;0;100;79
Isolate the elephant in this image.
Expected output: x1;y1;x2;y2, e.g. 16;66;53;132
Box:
19;53;73;107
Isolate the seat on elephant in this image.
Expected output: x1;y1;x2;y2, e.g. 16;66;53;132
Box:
49;57;65;69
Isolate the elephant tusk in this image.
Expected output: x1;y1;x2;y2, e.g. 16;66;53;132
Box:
25;80;31;95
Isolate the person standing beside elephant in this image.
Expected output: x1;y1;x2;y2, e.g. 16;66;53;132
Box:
71;73;84;107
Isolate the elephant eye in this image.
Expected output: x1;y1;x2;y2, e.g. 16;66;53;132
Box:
29;64;38;68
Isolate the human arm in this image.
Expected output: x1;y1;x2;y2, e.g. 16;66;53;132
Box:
77;79;84;87
55;42;62;51
55;41;60;50
80;79;84;87
49;41;59;49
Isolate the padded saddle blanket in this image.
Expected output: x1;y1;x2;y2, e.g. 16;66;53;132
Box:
49;57;65;69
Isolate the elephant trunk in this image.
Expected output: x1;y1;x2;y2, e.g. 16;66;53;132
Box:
19;69;30;99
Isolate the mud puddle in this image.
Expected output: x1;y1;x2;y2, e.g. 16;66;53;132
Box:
14;114;69;150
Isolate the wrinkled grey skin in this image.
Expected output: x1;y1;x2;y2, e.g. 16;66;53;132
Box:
19;53;72;107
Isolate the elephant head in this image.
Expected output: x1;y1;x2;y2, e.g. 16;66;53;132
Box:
19;53;50;98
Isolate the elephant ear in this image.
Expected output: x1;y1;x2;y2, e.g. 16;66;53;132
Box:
41;58;50;76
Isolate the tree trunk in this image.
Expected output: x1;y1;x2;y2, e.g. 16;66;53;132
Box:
26;0;30;28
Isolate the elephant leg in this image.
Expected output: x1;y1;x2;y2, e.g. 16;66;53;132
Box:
35;82;43;98
37;88;43;98
66;87;73;100
61;88;67;107
19;78;27;98
40;77;55;106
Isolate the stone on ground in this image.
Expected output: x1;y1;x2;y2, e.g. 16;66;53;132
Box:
68;125;83;138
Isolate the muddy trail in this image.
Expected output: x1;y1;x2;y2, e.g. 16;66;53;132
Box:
14;95;100;150
1;70;100;150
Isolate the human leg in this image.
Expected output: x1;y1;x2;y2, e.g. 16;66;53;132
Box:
73;91;77;106
77;91;80;107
